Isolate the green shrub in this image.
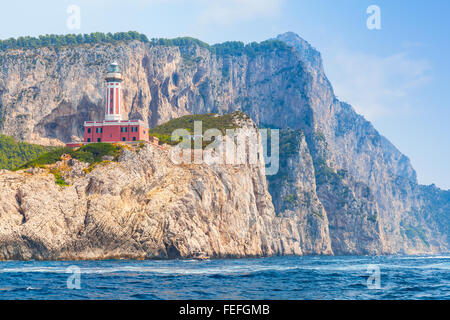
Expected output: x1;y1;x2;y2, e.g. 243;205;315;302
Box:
148;112;243;147
313;157;350;189
401;224;429;245
278;129;302;156
71;143;121;163
0;31;149;51
15;143;123;170
315;131;326;142
50;168;69;187
14;147;72;170
0;135;53;170
150;37;210;50
150;37;290;58
285;193;298;205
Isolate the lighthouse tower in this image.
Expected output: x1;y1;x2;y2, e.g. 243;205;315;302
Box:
68;61;151;146
105;62;123;121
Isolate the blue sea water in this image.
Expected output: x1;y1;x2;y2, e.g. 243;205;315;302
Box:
0;255;449;300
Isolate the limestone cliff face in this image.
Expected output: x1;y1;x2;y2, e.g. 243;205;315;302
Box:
267;129;332;255
275;32;447;254
0;39;310;143
0;32;448;256
0;119;312;260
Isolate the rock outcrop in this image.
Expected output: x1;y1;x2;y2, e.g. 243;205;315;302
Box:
0;117;317;260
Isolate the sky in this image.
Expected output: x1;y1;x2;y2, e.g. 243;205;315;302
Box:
0;0;449;189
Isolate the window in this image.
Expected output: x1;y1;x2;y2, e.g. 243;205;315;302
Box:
87;138;91;142
109;88;114;114
87;128;91;133
96;127;102;133
97;138;101;142
121;127;127;132
133;137;136;141
122;137;126;141
131;127;138;132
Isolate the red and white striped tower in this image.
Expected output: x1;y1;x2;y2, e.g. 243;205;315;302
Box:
105;62;123;121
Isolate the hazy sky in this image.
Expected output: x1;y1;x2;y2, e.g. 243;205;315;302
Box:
0;0;449;189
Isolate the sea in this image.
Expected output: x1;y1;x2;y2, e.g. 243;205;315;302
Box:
0;255;448;300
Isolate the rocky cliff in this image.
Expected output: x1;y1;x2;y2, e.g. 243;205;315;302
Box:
274;33;447;254
0;32;448;257
0;116;317;260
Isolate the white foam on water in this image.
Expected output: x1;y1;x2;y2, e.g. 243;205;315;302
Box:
0;263;381;275
374;262;450;270
295;264;373;272
415;263;450;270
26;286;39;290
1;256;448;275
394;255;450;260
0;264;300;275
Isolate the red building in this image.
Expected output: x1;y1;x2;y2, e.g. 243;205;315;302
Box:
83;119;149;143
67;62;149;147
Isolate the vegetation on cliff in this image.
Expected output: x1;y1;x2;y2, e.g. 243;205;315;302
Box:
7;112;246;170
278;129;303;156
0;31;149;51
0;30;289;59
148;112;245;146
151;37;290;57
0;135;52;170
15;143;122;170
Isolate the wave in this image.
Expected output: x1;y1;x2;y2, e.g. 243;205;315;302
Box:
0;255;448;276
0;263;399;275
393;255;450;260
0;264;300;276
1;255;449;300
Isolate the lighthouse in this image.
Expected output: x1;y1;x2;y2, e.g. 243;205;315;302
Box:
66;62;151;146
105;62;123;121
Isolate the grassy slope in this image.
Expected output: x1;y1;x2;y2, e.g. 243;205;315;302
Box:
15;143;123;171
0;135;53;170
148;112;247;146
